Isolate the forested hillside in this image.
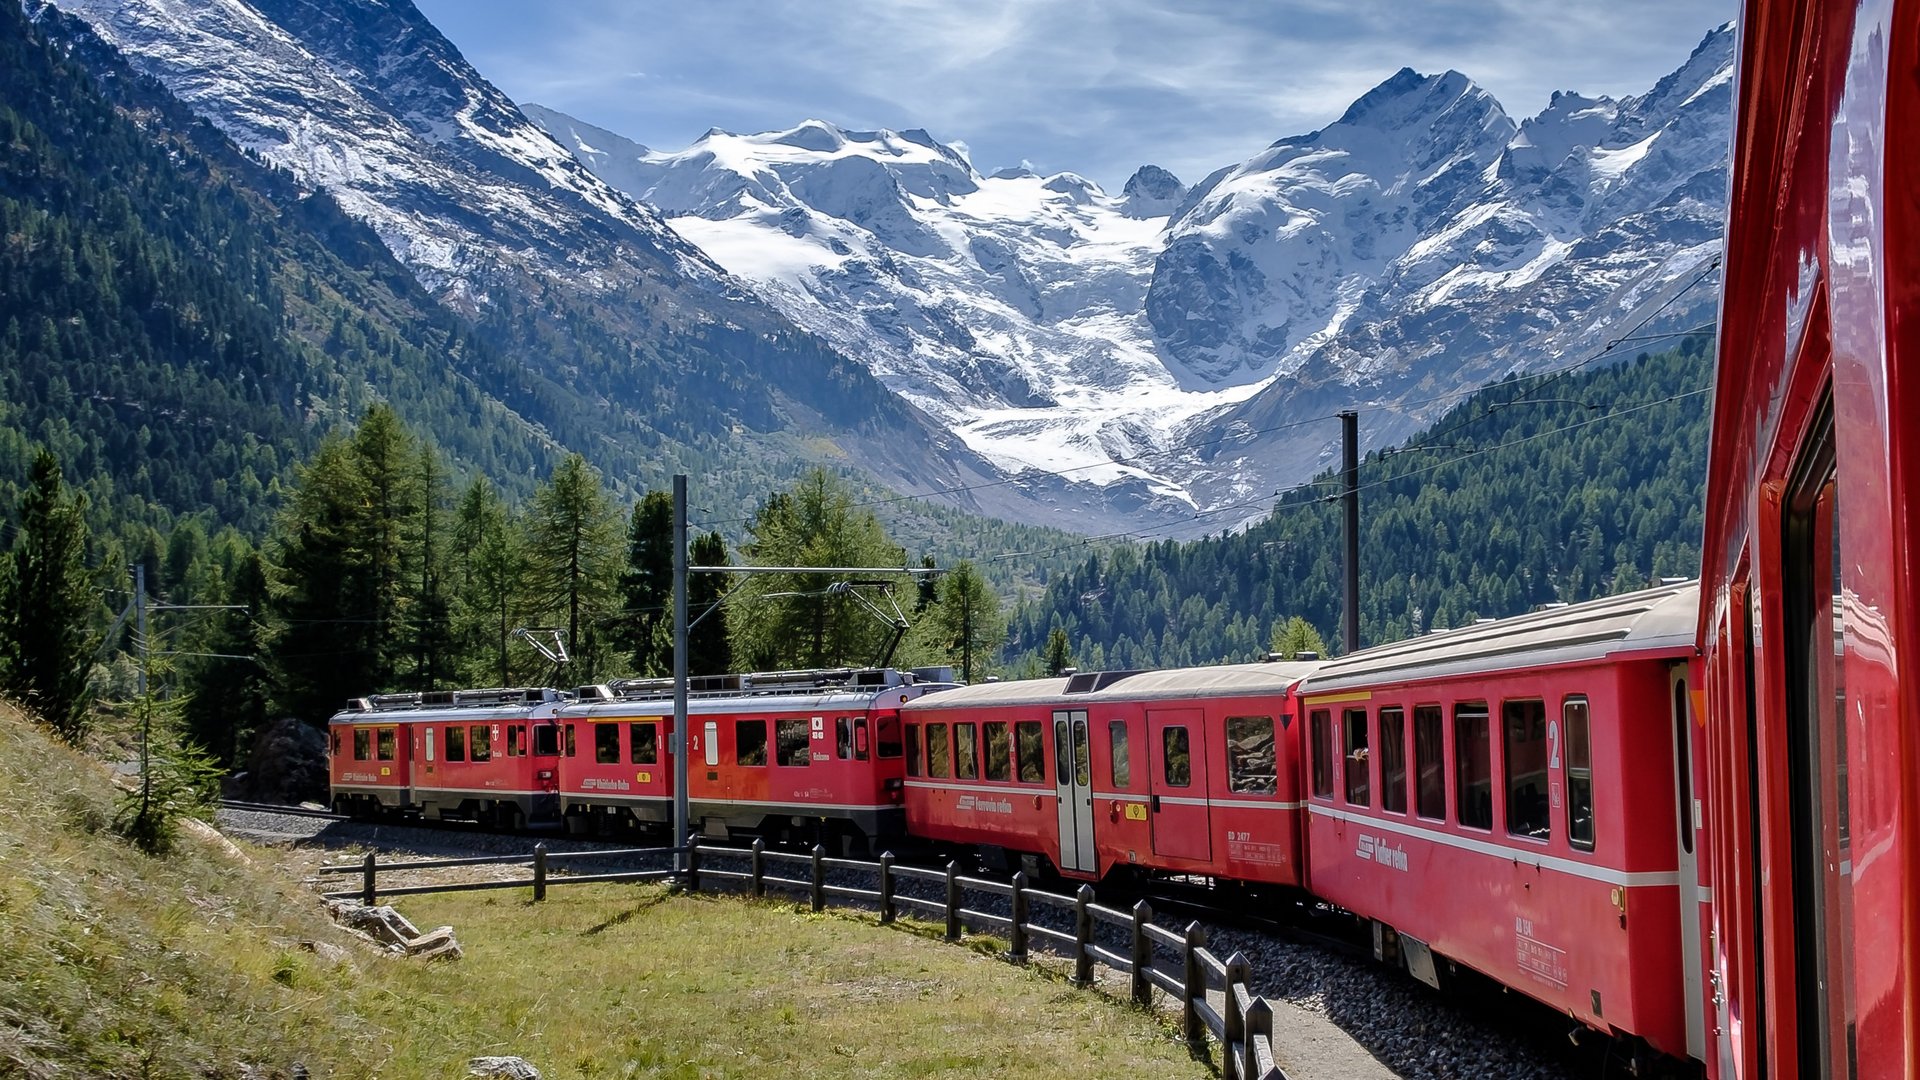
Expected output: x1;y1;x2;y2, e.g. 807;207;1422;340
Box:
1005;338;1713;671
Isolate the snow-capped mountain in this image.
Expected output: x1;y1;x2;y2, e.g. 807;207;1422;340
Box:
526;105;1223;508
44;0;1169;533
534;26;1731;527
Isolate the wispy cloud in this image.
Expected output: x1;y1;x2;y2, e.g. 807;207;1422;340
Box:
418;0;1734;189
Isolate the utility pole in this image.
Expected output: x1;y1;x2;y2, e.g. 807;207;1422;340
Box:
671;474;690;873
962;600;973;685
1341;410;1360;656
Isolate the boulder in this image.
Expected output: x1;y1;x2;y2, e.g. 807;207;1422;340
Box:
238;718;328;804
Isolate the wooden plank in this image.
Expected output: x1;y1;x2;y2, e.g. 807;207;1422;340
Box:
954;876;1013;896
957;907;1012;930
1145;965;1183;996
1194;999;1226;1040
1143;922;1185;950
1025;923;1077;947
1085;943;1132;972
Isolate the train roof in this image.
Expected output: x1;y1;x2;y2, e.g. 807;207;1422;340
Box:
1299;580;1699;696
901;661;1320;712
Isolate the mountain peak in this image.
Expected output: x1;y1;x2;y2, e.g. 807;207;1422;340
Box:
1329;66;1499;134
1121;164;1184;218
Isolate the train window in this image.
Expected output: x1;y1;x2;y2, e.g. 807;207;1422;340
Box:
1503;700;1550;841
469;725;491;762
377;728;396;761
905;724;921;777
445;725;465;762
595;722;621;765
534;723;559;757
1162;727;1192;788
1073;718;1091;787
1379;708;1407;814
926;723;950;778
566;724;577;758
1342;709;1369;806
1309;710;1333;798
1413;708;1443;818
506;725;522;757
955;723;979;780
353;729;371;760
1015;721;1045;783
1564;698;1593;851
776;719;810;766
1109;721;1131;789
703;721;717;767
854;717;870;761
1454;704;1491;830
833;717;853;760
984;722;1012;781
630;723;658;766
330;729;340;756
1226;717;1276;795
736;720;767;767
874;714;901;758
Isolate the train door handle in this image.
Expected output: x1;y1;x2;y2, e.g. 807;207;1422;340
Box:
1151;795;1161;812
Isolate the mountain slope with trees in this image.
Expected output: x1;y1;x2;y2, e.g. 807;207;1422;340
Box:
1005;338;1713;672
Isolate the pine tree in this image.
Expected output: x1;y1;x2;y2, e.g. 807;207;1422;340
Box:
183;549;272;767
729;469;909;670
0;448;99;742
269;437;374;724
686;530;733;676
1269;615;1328;659
928;560;1004;682
614;490;673;676
1043;626;1074;677
525;454;620;683
451;477;529;686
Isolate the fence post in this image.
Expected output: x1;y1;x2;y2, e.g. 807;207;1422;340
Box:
1224;951;1250;1061
811;844;827;913
750;837;765;899
532;842;548;903
1243;996;1273;1080
878;852;896;925
361;851;376;906
944;861;961;941
1131;900;1154;1007
1073;884;1095;986
686;833;702;893
1183;921;1207;1052
1008;871;1029;964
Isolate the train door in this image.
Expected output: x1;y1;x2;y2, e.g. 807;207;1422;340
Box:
1147;708;1211;861
1052;709;1095;874
1671;663;1707;1062
1782;407;1855;1078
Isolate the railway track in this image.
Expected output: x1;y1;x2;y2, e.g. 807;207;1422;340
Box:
218;798;348;821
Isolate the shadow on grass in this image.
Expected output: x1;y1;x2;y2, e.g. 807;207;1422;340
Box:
580;891;671;935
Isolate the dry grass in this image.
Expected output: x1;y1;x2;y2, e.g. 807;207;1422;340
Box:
0;703;1207;1079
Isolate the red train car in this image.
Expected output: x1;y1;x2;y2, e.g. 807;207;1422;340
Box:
1701;1;1920;1076
899;662;1319;884
557;667;949;850
327;687;569;826
1295;583;1708;1064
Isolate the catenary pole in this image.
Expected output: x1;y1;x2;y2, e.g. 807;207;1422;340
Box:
672;474;690;872
1341;410;1360;655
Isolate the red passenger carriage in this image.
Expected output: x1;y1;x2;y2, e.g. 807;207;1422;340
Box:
557;667;946;850
1702;1;1920;1076
1297;583;1708;1064
899;663;1318;884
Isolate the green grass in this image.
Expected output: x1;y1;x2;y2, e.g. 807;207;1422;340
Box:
0;702;1206;1079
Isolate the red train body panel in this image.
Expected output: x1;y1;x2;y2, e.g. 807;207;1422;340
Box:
1297;584;1705;1062
1703;1;1920;1076
900;664;1318;886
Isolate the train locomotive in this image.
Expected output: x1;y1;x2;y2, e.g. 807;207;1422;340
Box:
326;665;954;850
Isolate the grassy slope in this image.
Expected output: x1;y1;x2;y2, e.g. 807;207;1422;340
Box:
0;702;1202;1079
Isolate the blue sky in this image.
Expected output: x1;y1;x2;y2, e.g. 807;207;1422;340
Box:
414;0;1736;192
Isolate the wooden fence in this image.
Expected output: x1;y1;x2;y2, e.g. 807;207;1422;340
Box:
318;839;1287;1080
